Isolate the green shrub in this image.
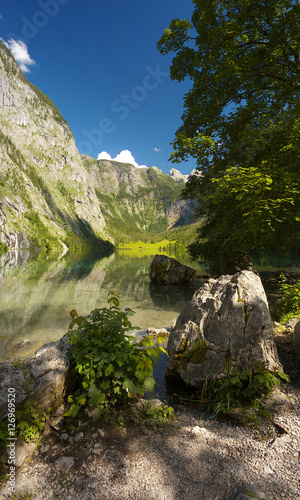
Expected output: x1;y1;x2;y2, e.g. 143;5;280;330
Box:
131;401;175;429
202;361;289;417
15;401;51;443
65;292;167;419
0;401;51;451
273;273;300;323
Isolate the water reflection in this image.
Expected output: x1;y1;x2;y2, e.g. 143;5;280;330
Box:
0;249;31;274
149;283;196;310
0;251;205;362
2;248;296;363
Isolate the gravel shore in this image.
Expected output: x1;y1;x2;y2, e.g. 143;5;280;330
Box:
1;385;299;500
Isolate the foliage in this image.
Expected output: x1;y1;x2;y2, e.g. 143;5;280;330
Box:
27;81;70;129
0;243;9;255
63;220;114;257
202;362;289;417
15;401;51;443
273;273;300;322
65;292;168;419
131;400;175;429
0;401;51;452
158;1;300;271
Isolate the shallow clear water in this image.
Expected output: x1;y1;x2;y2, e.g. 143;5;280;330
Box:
1;248;300;365
0;248;207;362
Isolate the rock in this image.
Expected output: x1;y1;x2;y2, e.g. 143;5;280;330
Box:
74;431;84;442
262;387;292;413
49;404;65;430
55;456;75;474
0;364;27;419
147;327;170;337
270;433;291;448
14;339;31;349
23;336;70;380
6;440;36;468
293;321;300;360
235;484;266;499
0;336;70;421
283;317;300;335
22;336;70;410
227;408;256;424
166;271;281;388
149;255;196;285
168;168;189;183
59;433;69;441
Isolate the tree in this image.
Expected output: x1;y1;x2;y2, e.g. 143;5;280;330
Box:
157;0;300;274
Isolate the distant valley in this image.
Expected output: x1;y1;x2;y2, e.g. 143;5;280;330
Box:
0;40;195;255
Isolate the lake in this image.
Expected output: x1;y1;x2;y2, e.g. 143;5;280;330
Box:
0;246;208;363
1;246;300;365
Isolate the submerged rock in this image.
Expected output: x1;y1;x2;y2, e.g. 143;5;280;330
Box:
166;271;281;388
149;254;196;285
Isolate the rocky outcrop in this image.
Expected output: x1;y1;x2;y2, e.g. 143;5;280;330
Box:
0;336;70;420
166;271;281;387
149;255;197;285
168;168;189;183
0;230;30;249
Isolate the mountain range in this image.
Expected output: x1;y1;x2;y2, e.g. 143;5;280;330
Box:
0;40;194;254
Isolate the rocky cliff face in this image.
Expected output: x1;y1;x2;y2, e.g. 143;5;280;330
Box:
0;41;110;251
82;157;194;237
0;41;195;251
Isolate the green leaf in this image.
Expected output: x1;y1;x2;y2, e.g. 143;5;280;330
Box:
144;376;156;392
105;363;114;377
17;421;28;430
144;347;160;360
69;316;86;330
82;380;89;389
64;404;80;417
122;378;137;394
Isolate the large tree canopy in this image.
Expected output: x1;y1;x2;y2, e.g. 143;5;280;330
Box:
158;0;300;274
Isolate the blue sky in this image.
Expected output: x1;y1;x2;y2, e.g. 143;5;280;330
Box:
0;0;197;174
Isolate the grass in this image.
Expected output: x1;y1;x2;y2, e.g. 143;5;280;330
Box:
117;239;177;258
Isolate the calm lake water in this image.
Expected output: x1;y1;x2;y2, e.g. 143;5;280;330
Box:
0;247;208;362
1;247;300;364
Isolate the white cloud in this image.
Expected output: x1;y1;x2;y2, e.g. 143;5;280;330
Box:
97;149;147;169
97;151;112;161
154;147;161;152
4;39;36;73
0;15;3;20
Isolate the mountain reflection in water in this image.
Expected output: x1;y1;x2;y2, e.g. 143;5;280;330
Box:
1;248;300;364
0;250;206;362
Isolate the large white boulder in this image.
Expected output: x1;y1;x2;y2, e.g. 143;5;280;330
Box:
166;271;281;387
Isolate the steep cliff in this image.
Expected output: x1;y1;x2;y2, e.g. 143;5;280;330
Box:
0;41;195;252
0;41;111;252
82;157;194;240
